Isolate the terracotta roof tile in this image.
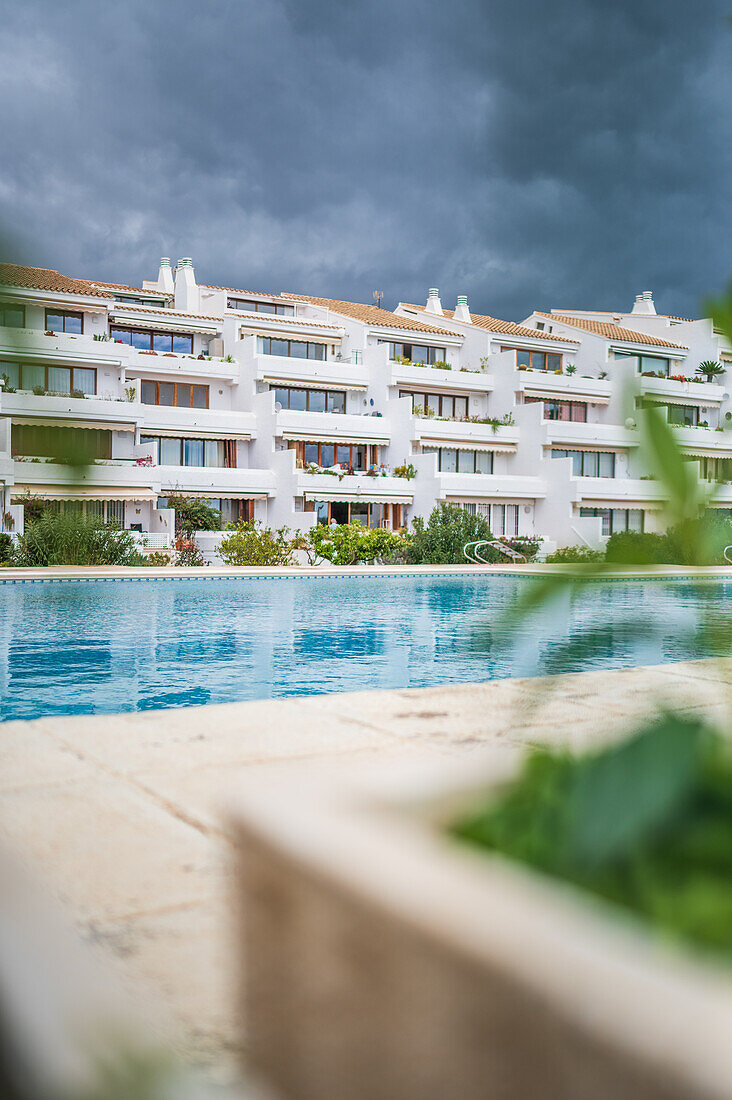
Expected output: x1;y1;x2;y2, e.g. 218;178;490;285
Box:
280;294;458;336
0;262;114;298
111;303;222;322
200;284;295;302
232;310;343;332
92;280;170;297
538;313;688;350
398;303;577;343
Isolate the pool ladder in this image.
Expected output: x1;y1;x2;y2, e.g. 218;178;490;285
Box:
464;539;527;564
724;545;732;564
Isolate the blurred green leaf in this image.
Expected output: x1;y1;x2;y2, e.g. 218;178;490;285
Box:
567;714;706;868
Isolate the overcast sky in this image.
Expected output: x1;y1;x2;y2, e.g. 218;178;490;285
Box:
2;0;731;320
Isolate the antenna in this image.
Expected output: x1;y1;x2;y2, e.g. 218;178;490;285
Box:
373;290;383;309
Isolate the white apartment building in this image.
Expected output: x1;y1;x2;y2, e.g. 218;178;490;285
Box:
0;260;730;554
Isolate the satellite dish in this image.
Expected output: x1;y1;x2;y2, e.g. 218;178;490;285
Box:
274;402;283;412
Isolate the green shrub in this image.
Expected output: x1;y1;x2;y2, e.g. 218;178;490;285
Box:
218;521;298;566
308;523;409;565
165;494;221;536
544;544;605;563
143;550;173;567
605;514;732;566
0;532;13;564
407;503;498;564
666;513;732;566
605;531;672;565
14;512;139;566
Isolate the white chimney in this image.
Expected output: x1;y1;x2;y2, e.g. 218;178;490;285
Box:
156;257;174;294
631;290;656;315
174;257;198;312
425;287;443;316
453;294;471;323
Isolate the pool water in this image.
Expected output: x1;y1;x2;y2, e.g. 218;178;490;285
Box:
0;575;728;722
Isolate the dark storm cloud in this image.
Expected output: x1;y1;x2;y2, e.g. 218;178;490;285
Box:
1;0;731;319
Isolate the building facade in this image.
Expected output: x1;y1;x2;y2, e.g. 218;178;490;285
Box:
1;260;731;554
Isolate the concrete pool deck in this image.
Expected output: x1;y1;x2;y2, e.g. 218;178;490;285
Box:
3;562;732;581
1;657;732;1083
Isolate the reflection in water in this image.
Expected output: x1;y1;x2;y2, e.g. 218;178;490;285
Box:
0;576;728;722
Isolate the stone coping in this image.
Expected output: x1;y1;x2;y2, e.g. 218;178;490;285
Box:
2;562;732;582
1;658;732;1080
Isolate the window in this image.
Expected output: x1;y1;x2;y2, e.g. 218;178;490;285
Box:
667;404;700;427
12;424;111;459
140;381;208;407
490;504;519;537
140;436;235;468
0;302;25;328
580;508;644;535
313;500;397;528
501;347;562;371
383;342;447;365
257;336;326;360
552;450;616;477
615;351;671;376
1;362;96;395
291;441;370;470
45;310;83;334
399;391;469;419
273;386;345;413
525;396;587;422
110;326;193;353
422;446;493;474
640;400;701;427
228;297;294;315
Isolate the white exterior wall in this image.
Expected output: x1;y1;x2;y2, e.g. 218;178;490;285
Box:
3;266;732;555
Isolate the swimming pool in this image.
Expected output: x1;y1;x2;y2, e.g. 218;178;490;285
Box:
0;575;728;722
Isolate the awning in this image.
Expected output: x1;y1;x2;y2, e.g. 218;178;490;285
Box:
146;426;252;440
13;486;157;501
242;328;340;345
420;439;516;453
266;376;364;391
549;444;627;454
303;490;413;504
11;416;136;433
523;389;610;404
577;498;665;511
282;430;390;445
161;490;269;500
682;447;732;459
642;394;721;408
110;315;220;335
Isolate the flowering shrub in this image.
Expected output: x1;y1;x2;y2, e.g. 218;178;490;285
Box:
308;523;409;565
218;521;300;566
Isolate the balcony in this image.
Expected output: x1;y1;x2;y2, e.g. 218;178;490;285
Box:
542;420;639;449
639;374;723;405
2;391;139;431
156;464;276;498
276;409;391;445
296;470;414;504
0;328;126;368
254;353;369;391
11;459;159;499
138;403;256;440
437;472;546;501
518;372;612;403
122;346;238;381
572;476;669;508
414;418;518;450
389;360;493;392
